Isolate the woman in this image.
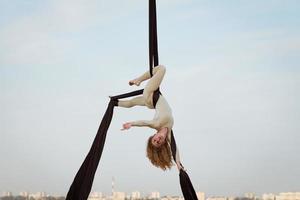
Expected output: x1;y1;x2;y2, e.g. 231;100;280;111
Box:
117;65;182;171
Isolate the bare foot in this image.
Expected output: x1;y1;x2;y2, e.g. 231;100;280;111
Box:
121;122;132;130
129;79;141;86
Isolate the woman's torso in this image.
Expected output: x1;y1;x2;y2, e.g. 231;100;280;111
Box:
144;92;174;138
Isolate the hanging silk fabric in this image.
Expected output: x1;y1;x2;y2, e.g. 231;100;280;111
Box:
66;1;198;199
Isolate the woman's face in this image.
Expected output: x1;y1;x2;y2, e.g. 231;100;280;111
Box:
151;127;168;147
151;133;165;147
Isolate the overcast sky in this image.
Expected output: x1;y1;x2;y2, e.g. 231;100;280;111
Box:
1;0;300;198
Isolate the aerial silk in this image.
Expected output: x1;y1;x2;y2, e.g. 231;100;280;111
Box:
66;0;198;199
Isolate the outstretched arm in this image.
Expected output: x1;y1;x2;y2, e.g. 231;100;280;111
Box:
175;147;184;171
170;132;185;172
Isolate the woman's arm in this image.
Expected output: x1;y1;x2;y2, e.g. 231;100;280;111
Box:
175;147;184;171
170;132;185;171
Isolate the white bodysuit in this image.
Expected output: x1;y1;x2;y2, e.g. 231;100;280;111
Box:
118;65;174;141
117;65;181;167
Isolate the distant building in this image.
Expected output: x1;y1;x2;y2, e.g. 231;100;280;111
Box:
149;191;160;199
112;191;126;200
196;192;205;200
276;192;300;200
20;191;29;197
262;193;276;200
161;196;183;200
29;192;47;199
207;197;227;200
1;191;13;197
131;191;141;199
245;193;255;199
88;192;103;200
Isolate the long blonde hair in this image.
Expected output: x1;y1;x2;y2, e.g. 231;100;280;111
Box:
146;135;173;170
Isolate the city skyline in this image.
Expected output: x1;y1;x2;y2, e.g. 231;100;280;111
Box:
1;0;300;197
1;190;300;200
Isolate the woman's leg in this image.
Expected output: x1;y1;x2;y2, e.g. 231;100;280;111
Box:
143;65;166;96
118;96;146;108
131;65;165;86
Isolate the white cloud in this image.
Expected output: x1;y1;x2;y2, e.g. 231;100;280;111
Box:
0;0;98;65
0;0;145;65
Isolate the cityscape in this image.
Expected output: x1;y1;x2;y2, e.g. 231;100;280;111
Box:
2;177;299;200
1;191;300;200
1;1;299;200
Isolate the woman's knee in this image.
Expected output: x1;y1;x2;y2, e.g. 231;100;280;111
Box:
155;65;166;74
158;65;166;71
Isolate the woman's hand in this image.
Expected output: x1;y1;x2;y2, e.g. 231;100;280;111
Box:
176;162;185;171
121;122;132;131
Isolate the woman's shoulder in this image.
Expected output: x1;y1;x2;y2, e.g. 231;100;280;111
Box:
166;127;172;143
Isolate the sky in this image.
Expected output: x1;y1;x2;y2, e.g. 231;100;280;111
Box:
0;0;300;198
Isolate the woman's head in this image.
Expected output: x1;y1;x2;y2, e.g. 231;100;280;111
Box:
146;133;173;170
151;127;168;147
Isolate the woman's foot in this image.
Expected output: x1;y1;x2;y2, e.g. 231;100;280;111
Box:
129;78;141;86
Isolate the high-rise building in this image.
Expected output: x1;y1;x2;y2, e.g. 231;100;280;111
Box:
112;177;115;197
196;192;205;200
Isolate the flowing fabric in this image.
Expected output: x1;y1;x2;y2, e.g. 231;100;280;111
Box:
66;91;198;200
171;131;198;200
149;0;159;76
180;169;199;200
66;91;143;200
66;0;198;199
66;101;115;200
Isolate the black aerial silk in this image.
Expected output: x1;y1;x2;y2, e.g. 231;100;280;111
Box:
66;0;198;199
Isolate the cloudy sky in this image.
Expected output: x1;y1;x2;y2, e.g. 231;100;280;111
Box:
1;0;300;198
